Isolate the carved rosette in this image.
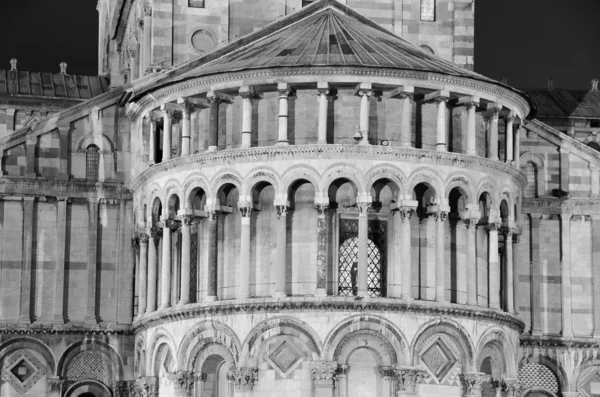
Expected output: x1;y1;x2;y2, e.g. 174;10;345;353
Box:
166;371;194;395
395;366;427;393
227;367;258;391
460;372;489;397
311;361;338;387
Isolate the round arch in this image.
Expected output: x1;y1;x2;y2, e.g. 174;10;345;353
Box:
475;178;500;208
411;319;475;370
240;316;322;366
147;328;178;374
323;314;409;365
181;174;211;209
365;165;408;198
240;167;281;199
519;355;568;392
177;320;242;370
209;170;243;200
407;168;445;201
319;163;366;194
75;133;115;153
445;173;476;205
475;327;517;377
280;165;321;197
163;179;183;206
0;337;56;375
57;339;124;381
64;380;112;397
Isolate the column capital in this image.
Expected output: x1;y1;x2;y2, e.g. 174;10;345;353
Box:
389;85;415;99
431;211;448;222
486;222;501;231
239;206;252;218
46;377;65;394
315;203;329;215
179;215;194;226
160;103;178;117
423;89;450;103
486;102;502;117
239;85;258;100
207;90;233;104
277;83;293;97
464;218;480;229
394;366;428;393
139;233;150;244
227;367;258;391
113;380;136;397
398;207;415;221
195;372;208;382
354;82;373;97
207;210;220;221
135;376;159;397
166;370;194;395
310;361;338;387
460;372;489;396
503;378;522;397
357;201;372;215
275;204;288;219
507;112;517;123
317;81;330;96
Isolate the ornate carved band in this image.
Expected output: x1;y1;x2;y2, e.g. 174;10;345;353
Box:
227;367;258;391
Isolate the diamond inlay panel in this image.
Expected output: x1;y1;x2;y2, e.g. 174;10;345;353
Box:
2;350;45;394
421;339;457;381
265;341;303;378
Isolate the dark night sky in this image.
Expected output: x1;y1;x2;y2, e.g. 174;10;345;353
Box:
1;0;599;90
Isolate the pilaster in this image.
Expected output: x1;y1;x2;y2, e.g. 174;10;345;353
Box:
206;209;220;301
19;196;35;324
53;197;69;324
274;203;288;297
84;198;99;325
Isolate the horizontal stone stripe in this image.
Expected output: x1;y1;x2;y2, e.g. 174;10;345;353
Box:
572;309;592;314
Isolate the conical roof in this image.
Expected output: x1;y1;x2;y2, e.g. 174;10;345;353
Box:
180;1;486;81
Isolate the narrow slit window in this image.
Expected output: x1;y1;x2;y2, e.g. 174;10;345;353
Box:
421;0;436;22
86;144;100;181
188;0;204;8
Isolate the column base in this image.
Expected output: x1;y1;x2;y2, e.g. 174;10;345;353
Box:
489;304;501;310
18;316;31;325
357;291;370;298
84;316;97;325
272;291;287;298
158;304;171;311
52;316;65;325
562;331;574;338
358;140;370;146
489;157;499;162
466;150;477;156
146;307;156;314
276;141;289;146
205;295;218;302
531;328;543;336
315;288;327;297
317;140;327;145
178;299;190;306
400;142;412;148
401;295;413;301
592;331;600;339
396;391;417;397
207;146;217;152
436;144;447;152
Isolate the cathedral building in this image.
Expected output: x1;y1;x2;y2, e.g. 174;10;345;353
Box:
0;0;598;396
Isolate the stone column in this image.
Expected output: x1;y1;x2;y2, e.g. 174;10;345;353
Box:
461;372;488;397
238;205;252;300
84;199;98;325
400;208;415;300
592;215;600;337
506;114;515;163
180;103;192;157
381;367;394;397
18;197;35;324
228;367;258;397
142;5;152;74
356;83;372;145
25;139;36;177
179;215;193;305
148;117;157;164
514;127;522;169
560;214;573;337
504;229;514;314
239;86;255;148
395;366;427;397
488;222;501;310
317;82;330;144
337;365;348;397
311;361;337;397
146;228;159;312
277;83;291;146
57;125;69;179
488;105;500;161
357;198;372;297
167;370;194;397
422;90;450;152
316;202;329;296
53;197;68;324
531;214;543;335
160;218;173;309
274;204;288;297
512;233;520;315
433;211;448;302
465;218;478;306
161;107;173;161
466;100;479;155
503;379;522;397
207;93;221;152
137;233;149;316
206;210;220;301
398;89;415;148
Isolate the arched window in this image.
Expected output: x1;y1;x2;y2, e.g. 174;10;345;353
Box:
421;0;436;22
524;162;538;198
86;144;100;181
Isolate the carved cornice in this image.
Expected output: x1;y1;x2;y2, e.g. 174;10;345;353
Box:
520;335;600;349
0;324;133;335
131;145;525;192
129;67;530;122
131;296;525;334
0;177;131;199
522;198;600;214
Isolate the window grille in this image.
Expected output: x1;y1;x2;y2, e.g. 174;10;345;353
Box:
524;162;537;198
86;145;100;181
421;0;436;22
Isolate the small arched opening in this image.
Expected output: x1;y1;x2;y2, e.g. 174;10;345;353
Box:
86;144;100;181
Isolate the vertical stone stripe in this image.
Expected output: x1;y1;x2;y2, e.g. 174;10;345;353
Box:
400;93;413;148
84;199;98;325
142;9;152;73
274;205;287;297
138;234;149;315
561;214;573;337
466;102;477;155
435;98;448;152
53;197;68;324
560;148;570;192
512;234;520;315
240;87;254;149
316;205;329;295
179;217;192;305
162;109;173;161
531;214;543;335
514;127;522;169
277;83;290;146
26;141;36;177
239;207;251;299
181;106;191;156
146;229;159;312
505;230;514;313
357;202;370;297
400;209;413;300
488;224;500;309
160;220;172;309
434;212;447;302
206;211;219;300
465;220;478;306
208;98;219;151
506;115;515;162
317;83;330;144
489;109;500;161
592;216;600;337
19;197;35;324
57;126;69;179
149;119;156;164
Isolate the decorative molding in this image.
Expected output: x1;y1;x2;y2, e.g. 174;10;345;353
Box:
310;361;338;386
395;366;428;393
227;367;258;391
132;297;525;334
166;371;194;394
1;349;46;394
460;371;489;396
131;145;525;192
522;198;600;214
0;177;131;198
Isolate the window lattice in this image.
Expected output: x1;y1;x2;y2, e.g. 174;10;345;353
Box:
518;363;559;393
338;218;386;297
421;0;436;22
524;162;538;198
86;144;100;181
66;350;113;386
190;232;198;303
